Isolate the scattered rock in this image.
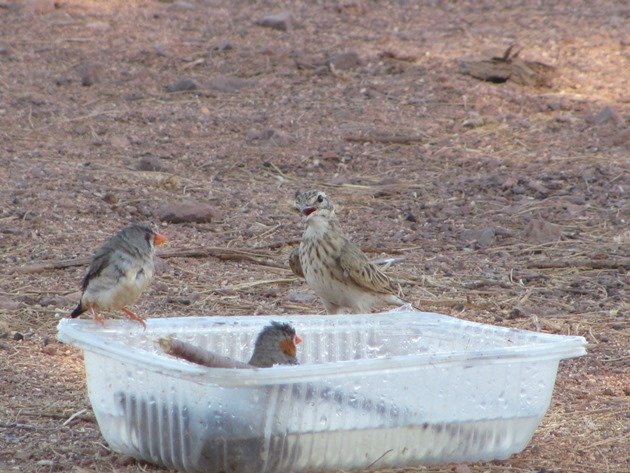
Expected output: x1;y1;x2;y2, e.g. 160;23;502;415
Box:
135;156;171;172
160;174;182;191
545;101;563;111
403;210;417;222
255;11;292;31
335;0;367;14
152;281;169;294
213;40;234;51
602;387;615;396
591;105;621;125
207;76;253;93
0;46;8;56
24;0;56;14
455;465;472;473
110;135;130;149
38;295;72;308
0;296;22;311
54;76;72;86
168;0;194;11
477;227;496;248
166;297;194;306
523;219;562;244
79;63;99;87
102;192;118;205
245;128;290;146
0;331;8;339
623;384;630;396
156;201;217;224
72;124;88;135
460;227;495;248
13;332;24;341
608;128;630;147
0;341;9;351
154;256;174;275
314;65;330;76
165;78;198;93
524;179;550;197
287;290;317;304
508;307;527;319
42;345;57;355
462;112;485;128
610;322;625;330
153;42;170;57
328;51;362;71
14;450;31;461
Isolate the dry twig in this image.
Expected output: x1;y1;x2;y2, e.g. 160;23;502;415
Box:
18;247;286;273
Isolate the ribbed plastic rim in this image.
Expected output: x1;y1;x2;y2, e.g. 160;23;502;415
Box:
57;312;587;387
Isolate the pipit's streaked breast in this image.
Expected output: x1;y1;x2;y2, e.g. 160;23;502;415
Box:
291;190;405;314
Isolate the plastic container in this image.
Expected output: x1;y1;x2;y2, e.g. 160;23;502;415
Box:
57;310;586;473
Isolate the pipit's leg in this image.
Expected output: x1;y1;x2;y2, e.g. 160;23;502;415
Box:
121;307;147;329
90;306;105;326
323;300;344;315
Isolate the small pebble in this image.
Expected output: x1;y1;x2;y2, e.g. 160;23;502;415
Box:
42;345;56;355
165;78;198;93
328;51;361;71
13;332;23;341
403;211;417;222
255;11;292;31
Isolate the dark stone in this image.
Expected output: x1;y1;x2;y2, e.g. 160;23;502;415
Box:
79;63;99;87
403;211;417;222
255;12;292;31
165;78;198;93
328;51;362;71
593;105;619;125
207;76;253;93
245;128;290;146
460;227;495;248
156;201;217;223
135;156;171;172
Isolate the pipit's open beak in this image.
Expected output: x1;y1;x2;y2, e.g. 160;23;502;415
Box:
302;207;316;217
294;334;302;345
153;233;168;246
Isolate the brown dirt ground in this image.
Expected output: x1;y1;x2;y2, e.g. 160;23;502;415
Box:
1;1;628;472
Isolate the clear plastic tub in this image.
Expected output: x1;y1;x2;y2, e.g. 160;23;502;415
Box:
57;310;586;473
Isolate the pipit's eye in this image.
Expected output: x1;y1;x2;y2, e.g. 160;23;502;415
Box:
316;195;324;203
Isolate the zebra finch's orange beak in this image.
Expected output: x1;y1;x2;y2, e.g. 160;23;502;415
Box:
154;233;168;246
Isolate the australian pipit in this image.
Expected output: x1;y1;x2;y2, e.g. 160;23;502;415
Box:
291;190;405;314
